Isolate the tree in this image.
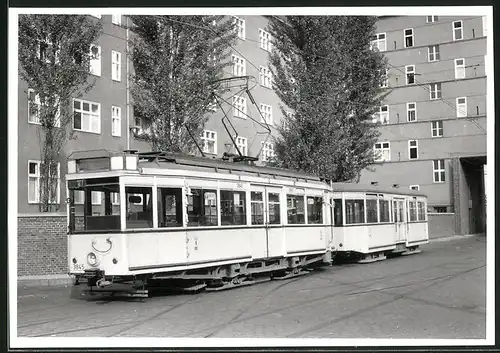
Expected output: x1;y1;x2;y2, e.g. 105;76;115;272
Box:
128;15;237;153
19;15;103;212
267;16;389;182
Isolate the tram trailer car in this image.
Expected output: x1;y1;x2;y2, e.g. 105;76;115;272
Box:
66;150;334;296
331;183;429;263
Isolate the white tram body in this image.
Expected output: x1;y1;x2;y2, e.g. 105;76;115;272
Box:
331;183;429;262
66;150;333;292
66;150;429;294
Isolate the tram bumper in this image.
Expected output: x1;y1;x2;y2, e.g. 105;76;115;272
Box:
81;269;106;287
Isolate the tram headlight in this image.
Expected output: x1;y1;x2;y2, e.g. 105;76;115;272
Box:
87;252;98;267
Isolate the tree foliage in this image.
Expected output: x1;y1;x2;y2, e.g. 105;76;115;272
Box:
129;15;237;153
18;14;103;211
267;16;388;182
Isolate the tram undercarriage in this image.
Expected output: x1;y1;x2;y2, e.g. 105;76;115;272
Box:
77;253;327;298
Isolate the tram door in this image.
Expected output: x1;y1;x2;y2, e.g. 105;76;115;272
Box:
392;198;407;243
264;187;284;258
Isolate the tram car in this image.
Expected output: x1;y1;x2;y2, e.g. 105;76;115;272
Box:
66;149;334;297
331;183;429;263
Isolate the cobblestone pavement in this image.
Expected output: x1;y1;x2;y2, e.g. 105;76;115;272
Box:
17;236;486;339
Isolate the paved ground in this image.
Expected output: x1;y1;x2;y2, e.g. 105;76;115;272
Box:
17;235;486;339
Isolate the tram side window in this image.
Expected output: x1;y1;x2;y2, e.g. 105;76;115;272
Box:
333;199;343;226
187;189;218;226
417;201;426;221
366;199;378;223
68;177;121;233
409;200;418;222
307;197;323;224
126;186;153;229
221;190;246;225
345;199;365;224
268;192;281;224
158;188;183;227
287;194;305;224
379;199;390;222
251;191;264;225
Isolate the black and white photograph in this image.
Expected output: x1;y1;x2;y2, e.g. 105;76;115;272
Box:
8;6;494;349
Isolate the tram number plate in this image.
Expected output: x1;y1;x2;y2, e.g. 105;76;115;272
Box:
73;263;85;271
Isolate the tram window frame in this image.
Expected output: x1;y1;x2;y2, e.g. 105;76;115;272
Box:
157;187;183;228
125;186;153;229
345;199;365;224
417;201;426;221
333;199;343;226
251;191;264;225
366;197;379;223
187;188;218;227
68;177;121;233
220;190;247;226
379;198;391;223
287;194;305;225
268;192;281;225
307;196;323;224
408;199;418;222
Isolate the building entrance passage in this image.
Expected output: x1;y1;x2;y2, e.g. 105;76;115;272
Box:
392;198;407;244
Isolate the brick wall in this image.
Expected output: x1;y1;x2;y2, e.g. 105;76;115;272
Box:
18;213;84;277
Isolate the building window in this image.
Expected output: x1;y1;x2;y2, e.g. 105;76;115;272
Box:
374;142;390;162
433;159;445;183
89;44;101;76
111;50;121;82
233;95;246;118
233;16;245;40
235;136;247;156
429;83;442;100
434;206;448;213
259;28;272;52
28;160;60;204
427;16;438;23
207;98;217;112
408;140;418;160
232;55;246;77
405;65;415;85
370;33;386;52
428;45;440;62
260;103;273;125
73;99;100;133
453;21;463;41
404;28;414;48
456;97;467;117
202;130;217;155
431;121;443;137
407;102;417;122
409;185;420;191
261;142;274;162
27;90;60;126
373;105;389;124
380;69;389;88
454;58;465;79
111;106;121;137
259;66;272;88
111;14;121;25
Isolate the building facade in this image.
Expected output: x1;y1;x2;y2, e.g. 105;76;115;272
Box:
359;15;488;235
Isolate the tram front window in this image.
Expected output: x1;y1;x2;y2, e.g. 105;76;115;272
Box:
68;177;120;233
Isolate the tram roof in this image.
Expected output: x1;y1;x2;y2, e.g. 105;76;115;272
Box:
330;182;427;197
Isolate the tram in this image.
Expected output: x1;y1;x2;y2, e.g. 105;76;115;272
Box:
66;149;429;297
331;183;429;263
66;149;333;297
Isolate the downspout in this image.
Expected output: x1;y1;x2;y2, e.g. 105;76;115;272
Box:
126;16;130;150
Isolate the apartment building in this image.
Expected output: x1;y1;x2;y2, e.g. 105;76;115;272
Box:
359;15;488;236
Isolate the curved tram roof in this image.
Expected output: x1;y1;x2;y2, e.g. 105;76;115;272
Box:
68;149;427;197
